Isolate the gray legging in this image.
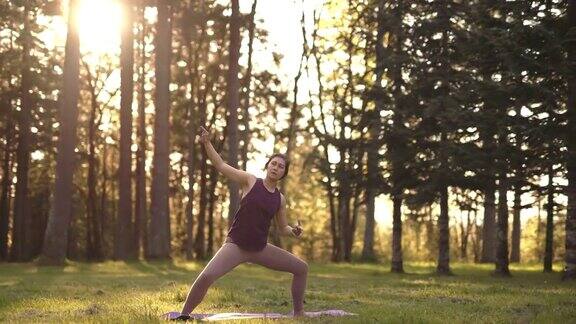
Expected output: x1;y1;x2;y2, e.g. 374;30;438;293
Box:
180;242;309;315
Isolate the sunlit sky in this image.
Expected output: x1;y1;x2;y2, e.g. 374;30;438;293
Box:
35;0;559;227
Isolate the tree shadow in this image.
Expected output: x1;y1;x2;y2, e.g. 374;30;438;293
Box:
123;260;197;277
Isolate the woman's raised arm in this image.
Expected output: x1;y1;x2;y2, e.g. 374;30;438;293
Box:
199;126;253;187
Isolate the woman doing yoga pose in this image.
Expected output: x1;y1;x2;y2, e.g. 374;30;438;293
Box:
171;126;307;321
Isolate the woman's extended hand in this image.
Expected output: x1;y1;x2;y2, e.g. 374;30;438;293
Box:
291;220;303;238
199;126;210;144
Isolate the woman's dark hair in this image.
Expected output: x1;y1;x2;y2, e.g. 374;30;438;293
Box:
264;153;290;179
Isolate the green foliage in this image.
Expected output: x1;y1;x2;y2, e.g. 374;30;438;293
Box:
283;137;332;261
0;0;62;260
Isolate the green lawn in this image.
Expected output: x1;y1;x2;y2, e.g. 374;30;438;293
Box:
0;260;574;323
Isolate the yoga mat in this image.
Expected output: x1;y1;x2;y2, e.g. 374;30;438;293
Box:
163;309;356;321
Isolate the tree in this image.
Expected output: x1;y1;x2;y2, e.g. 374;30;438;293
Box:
239;0;258;171
361;0;383;263
115;0;135;260
81;58;114;261
225;0;241;228
494;158;511;276
148;1;172;259
275;6;308;250
410;0;471;275
181;0;201;261
0;116;14;261
134;3;148;259
39;0;81;265
11;2;34;261
309;0;369;262
563;0;576;280
543;162;557;272
378;0;416;272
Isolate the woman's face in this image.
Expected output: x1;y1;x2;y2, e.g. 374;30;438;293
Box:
266;157;286;181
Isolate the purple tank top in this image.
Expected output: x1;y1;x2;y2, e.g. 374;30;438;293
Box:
227;178;281;251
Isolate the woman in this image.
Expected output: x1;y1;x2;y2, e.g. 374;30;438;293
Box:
171;126;307;321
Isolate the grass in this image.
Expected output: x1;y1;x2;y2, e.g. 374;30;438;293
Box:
0;260;575;323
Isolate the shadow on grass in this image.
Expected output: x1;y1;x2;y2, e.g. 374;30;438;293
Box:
123;260;197;277
0;260;201;315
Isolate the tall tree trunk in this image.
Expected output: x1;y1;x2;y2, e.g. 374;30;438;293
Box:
183;1;205;261
345;185;361;262
480;131;496;263
472;210;480;262
239;0;257;171
388;0;406;272
101;142;109;258
437;184;452;275
110;151;118;257
426;207;435;259
185;115;197;253
563;0;576;280
283;10;305;175
85;81;95;260
39;0;81;265
273;9;307;249
11;4;33;261
309;9;338;262
206;167;219;257
510;185;521;263
536;193;543;259
510;102;524;263
84;62;104;261
391;195;404;273
544;164;555;272
329;188;338;262
460;210;471;260
174;161;186;254
194;89;211;259
0;124;13;260
116;0;135;260
481;180;496;263
148;1;172;259
225;0;241;228
195;131;208;260
335;186;349;262
185;116;196;261
361;157;376;261
436;6;452;275
196;100;225;259
218;193;226;246
361;0;382;261
67;217;79;260
494;171;510;276
134;4;147;259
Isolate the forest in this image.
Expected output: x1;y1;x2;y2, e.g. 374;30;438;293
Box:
1;0;575;282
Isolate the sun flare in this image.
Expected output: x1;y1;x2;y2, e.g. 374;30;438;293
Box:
75;0;122;54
